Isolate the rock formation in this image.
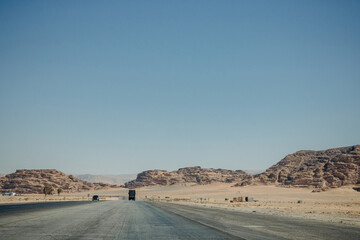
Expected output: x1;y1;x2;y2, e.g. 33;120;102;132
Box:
3;145;359;193
125;166;252;188
255;145;360;189
125;145;360;190
0;169;119;194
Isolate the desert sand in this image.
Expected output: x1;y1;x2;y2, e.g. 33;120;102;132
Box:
1;183;359;226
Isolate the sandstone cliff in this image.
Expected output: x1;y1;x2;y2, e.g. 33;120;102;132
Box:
255;145;360;189
125;145;360;189
0;169;119;194
125;166;252;188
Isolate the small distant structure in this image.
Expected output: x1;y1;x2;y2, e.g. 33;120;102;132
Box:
245;197;254;202
191;197;209;201
2;192;16;196
231;196;254;202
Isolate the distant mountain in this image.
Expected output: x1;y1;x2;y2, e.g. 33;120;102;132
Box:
125;166;252;188
0;169;119;194
244;170;264;176
75;174;136;186
255;145;360;189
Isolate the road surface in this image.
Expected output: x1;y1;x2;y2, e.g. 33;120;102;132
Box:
0;200;359;239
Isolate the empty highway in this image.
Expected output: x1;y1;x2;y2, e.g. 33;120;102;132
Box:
0;200;359;239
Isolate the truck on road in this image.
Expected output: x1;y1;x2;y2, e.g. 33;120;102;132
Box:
128;190;136;201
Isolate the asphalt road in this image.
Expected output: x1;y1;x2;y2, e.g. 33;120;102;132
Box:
0;200;359;240
0;201;91;215
154;202;360;240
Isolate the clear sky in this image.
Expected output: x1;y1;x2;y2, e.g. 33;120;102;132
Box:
1;0;359;175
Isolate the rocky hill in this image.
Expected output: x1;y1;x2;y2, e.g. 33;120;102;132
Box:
124;145;360;190
0;169;119;194
75;174;136;185
255;145;360;189
125;166;252;188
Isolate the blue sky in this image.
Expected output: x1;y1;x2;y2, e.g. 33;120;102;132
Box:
1;0;359;174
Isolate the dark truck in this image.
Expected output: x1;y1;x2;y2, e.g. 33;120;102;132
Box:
128;190;136;201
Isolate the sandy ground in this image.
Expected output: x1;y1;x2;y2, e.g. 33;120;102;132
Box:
136;183;360;226
0;189;126;204
1;184;359;226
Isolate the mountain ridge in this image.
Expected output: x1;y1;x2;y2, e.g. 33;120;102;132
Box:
125;166;252;188
1;145;359;193
124;145;360;190
254;145;360;190
0;169;119;194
